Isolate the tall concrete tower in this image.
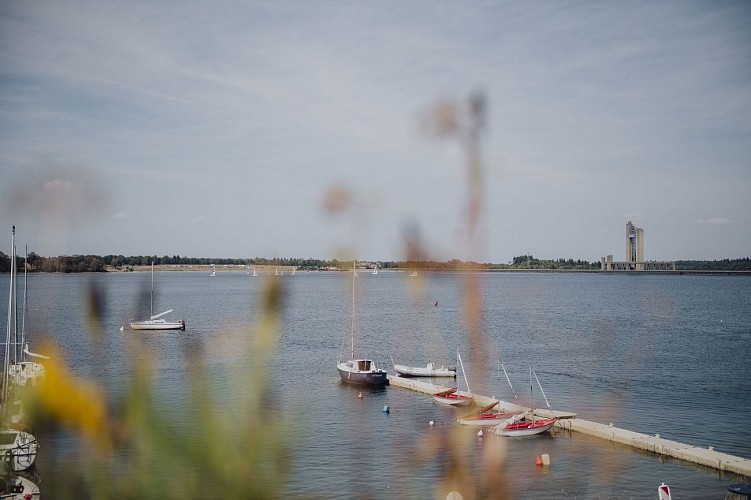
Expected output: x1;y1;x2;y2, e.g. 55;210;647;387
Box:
625;221;644;270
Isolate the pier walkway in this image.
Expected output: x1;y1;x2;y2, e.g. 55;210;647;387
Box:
387;375;751;477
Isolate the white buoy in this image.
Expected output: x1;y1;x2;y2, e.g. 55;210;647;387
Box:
383;405;390;413
477;429;483;437
357;392;363;399
119;326;124;331
429;420;435;426
658;482;671;500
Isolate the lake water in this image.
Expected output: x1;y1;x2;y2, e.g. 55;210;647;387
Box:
3;270;750;498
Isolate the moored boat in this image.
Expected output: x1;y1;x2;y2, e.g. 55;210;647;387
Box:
129;310;185;331
432;352;472;406
491;365;557;437
127;263;186;331
336;261;387;387
0;469;40;499
0;428;38;472
394;362;456;378
432;387;473;406
1;227;39;473
456;401;524;426
492;416;557;437
337;358;388;386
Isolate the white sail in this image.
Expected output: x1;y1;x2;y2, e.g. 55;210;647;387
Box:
23;344;49;360
150;309;174;320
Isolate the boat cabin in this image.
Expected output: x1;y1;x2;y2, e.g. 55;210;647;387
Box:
345;359;375;371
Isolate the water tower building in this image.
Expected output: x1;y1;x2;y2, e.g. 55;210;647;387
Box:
626;221;644;271
600;221;675;271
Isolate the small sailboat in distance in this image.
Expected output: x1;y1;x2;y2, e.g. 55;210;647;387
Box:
128;263;186;331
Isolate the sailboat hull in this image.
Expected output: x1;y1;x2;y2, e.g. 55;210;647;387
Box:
130;320;185;331
432;393;473;406
492;417;557;437
0;429;38;471
457;411;525;426
337;362;388;386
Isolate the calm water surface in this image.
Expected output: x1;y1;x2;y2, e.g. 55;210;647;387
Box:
3;271;750;498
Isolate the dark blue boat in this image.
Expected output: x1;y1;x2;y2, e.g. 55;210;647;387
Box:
337;358;388;386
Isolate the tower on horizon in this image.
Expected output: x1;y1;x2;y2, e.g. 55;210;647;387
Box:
626;221;644;271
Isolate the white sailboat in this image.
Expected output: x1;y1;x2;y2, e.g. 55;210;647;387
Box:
6;247;46;387
432;352;473;406
0;470;40;498
372;264;378;275
0;226;39;472
209;265;216;277
336;261;387;386
491;365;557;437
252;267;258;277
128;263;185;331
456;362;524;426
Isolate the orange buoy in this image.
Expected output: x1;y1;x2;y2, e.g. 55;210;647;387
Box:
536;454;543;466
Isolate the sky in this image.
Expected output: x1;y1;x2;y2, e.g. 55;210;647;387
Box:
1;1;749;263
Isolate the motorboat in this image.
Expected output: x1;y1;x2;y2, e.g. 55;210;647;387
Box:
394;362;456;378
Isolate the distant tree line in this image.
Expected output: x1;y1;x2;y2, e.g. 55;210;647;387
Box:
676;258;751;271
0;252;749;273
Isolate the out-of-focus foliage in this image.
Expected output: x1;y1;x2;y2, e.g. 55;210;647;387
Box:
23;277;289;499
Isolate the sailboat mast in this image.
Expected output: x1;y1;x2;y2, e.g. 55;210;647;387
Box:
350;260;355;359
532;369;554;414
458;351;471;394
11;232;18;365
20;245;27;362
150;261;154;318
529;364;534;410
2;226;16;413
501;362;520;405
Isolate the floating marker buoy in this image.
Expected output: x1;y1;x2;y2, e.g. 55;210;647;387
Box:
658;482;671;500
358;392;363;399
477;429;483;437
541;453;550;465
429;420;435;426
383;405;390;413
536;454;543;466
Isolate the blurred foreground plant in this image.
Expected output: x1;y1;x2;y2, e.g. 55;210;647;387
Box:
25;277;288;499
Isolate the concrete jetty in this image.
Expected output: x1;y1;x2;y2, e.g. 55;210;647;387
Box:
387;375;751;477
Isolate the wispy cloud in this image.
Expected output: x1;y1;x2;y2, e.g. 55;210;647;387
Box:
112;212;131;220
692;218;733;225
0;1;749;259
